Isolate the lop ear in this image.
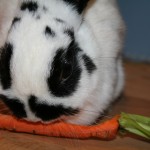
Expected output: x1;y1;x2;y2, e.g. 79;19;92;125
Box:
63;0;89;14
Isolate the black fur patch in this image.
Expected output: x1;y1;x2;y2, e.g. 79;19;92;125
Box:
64;29;74;41
47;41;81;97
62;0;89;14
0;43;13;89
45;26;55;37
43;6;48;12
28;96;79;121
55;18;65;23
82;54;96;74
12;17;21;26
0;95;27;118
21;1;38;12
36;15;41;19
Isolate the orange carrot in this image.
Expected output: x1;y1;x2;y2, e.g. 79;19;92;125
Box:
0;114;120;140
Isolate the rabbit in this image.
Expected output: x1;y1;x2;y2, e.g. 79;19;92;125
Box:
0;0;125;125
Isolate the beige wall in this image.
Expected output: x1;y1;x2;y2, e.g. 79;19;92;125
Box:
0;0;19;47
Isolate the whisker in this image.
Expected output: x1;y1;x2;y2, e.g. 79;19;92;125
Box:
80;109;100;114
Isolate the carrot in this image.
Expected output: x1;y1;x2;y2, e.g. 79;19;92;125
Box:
0;114;120;140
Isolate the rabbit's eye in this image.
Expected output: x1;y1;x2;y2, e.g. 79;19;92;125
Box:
47;44;81;97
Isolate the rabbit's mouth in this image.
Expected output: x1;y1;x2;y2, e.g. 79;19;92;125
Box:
0;94;79;122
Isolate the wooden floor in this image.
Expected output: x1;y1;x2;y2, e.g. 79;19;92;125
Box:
0;62;150;150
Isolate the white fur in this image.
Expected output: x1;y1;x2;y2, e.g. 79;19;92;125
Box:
0;0;125;125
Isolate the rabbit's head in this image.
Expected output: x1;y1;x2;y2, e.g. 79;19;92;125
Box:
0;0;101;125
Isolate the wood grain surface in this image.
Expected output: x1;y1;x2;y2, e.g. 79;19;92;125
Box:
0;62;150;150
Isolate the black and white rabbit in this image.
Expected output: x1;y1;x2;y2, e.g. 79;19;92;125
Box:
0;0;125;125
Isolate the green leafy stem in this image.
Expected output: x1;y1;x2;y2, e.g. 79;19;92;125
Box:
119;112;150;140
